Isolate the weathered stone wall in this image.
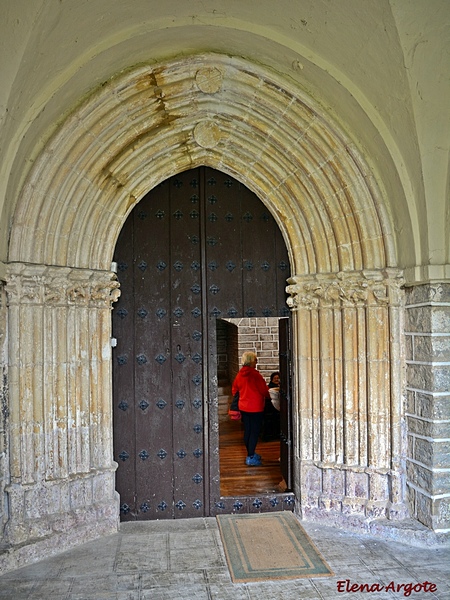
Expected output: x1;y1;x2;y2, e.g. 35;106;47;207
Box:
405;283;450;531
287;269;407;527
1;54;429;573
0;281;8;541
0;263;120;573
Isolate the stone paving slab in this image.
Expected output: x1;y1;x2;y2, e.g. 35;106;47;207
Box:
0;517;448;599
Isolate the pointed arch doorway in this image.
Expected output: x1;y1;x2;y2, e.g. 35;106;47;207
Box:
112;166;294;520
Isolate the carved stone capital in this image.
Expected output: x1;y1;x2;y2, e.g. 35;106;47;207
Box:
286;269;404;309
6;263;120;309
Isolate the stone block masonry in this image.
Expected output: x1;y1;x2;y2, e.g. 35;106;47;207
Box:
405;283;450;532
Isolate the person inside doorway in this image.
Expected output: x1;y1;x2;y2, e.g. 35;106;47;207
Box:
232;351;270;466
262;371;280;440
268;371;280;389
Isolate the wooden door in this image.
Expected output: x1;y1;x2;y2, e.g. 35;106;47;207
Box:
112;167;291;520
279;317;293;490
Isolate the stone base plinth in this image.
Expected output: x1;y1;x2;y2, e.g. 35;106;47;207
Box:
297;506;450;548
0;493;119;575
0;469;120;575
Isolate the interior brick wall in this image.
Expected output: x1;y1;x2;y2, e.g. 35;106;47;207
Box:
221;317;280;386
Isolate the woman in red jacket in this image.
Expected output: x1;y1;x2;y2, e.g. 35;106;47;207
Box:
232;351;270;466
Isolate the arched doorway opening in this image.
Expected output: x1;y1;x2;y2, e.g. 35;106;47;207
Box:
217;315;294;497
4;55;406;565
112;166;294;519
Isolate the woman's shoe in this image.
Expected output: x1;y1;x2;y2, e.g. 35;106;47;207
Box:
245;455;262;466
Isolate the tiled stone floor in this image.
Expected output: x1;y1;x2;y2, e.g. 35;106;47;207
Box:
0;517;449;599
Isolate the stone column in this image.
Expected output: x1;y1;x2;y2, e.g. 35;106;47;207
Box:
287;269;407;526
405;283;450;531
0;276;8;541
3;263;120;567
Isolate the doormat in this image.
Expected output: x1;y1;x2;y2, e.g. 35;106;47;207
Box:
216;512;333;583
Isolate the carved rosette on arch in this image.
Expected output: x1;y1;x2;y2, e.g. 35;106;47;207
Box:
4;262;120;550
286;269;407;523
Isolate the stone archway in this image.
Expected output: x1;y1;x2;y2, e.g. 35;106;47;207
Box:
9;54;394;272
4;53;405;568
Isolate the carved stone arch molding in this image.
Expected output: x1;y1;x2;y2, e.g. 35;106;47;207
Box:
9;53;396;272
3;54;406;571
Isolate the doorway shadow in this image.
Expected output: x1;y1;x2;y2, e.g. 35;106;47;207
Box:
216;317;286;496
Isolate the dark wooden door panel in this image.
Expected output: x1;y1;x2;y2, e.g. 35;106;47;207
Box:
241;185;278;317
201;167;290;319
279;317;293;490
113;167;291;520
112;213;137;519
135;184;174;519
202;169;242;318
168;171;206;518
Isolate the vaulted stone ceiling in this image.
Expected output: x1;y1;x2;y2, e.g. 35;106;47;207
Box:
1;0;449;281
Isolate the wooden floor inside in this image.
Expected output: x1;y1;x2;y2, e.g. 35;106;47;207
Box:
219;417;285;496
